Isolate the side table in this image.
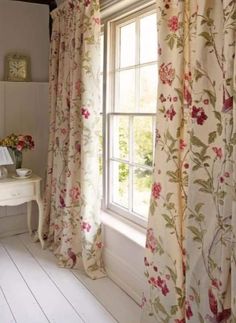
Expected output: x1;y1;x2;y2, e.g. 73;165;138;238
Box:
0;174;44;248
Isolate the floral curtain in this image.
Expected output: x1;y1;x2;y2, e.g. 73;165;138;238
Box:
43;0;105;279
141;0;236;322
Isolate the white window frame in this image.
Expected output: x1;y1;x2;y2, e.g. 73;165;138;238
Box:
101;4;157;227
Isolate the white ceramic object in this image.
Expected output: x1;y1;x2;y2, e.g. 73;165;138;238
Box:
0;166;8;179
16;168;32;177
12;174;32;180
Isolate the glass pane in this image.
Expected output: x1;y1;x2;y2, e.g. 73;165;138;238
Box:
98;116;103;197
100;33;104;72
100;34;104;113
133;116;153;166
140;14;157;64
98;116;103;175
112;116;129;160
100;74;103;113
117;69;135;112
111;162;129;208
120;22;135;68
133;167;152;217
140;64;157;113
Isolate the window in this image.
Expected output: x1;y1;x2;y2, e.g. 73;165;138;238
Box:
102;6;158;226
99;32;104;199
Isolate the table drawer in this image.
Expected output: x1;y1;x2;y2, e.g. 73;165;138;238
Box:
0;184;34;201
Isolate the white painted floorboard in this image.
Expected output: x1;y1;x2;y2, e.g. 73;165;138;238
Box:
0;287;15;323
0;243;48;323
19;234;117;323
71;270;141;323
0;234;141;323
1;236;83;323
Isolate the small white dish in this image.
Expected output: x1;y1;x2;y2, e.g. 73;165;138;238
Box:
16;168;32;177
12;174;32;180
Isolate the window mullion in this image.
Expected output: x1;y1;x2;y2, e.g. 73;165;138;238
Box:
114;60;157;73
110;156;153;171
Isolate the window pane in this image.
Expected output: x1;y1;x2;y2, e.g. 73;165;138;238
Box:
133;116;153;166
111;161;129;208
120;22;135;68
112;116;129;161
100;33;104;113
100;34;104;72
140;14;157;64
133;167;152;217
100;75;103;113
99;33;104;197
117;69;135;112
98;115;103;197
140;64;157;113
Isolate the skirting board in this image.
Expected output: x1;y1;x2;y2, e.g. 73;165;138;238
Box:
103;247;145;305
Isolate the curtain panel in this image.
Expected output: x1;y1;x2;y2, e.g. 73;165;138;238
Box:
43;0;105;279
142;0;236;322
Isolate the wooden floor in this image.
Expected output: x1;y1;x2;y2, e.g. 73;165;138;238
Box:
0;233;141;323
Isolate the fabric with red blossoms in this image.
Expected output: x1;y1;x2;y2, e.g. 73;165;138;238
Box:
159;62;175;86
152;182;161;199
146;228;158;253
43;0;105;279
191;106;208;125
165;105;176;121
168;15;179;32
141;0;236;322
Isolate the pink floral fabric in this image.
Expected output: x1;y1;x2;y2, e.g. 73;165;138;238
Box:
43;0;105;279
141;0;236;322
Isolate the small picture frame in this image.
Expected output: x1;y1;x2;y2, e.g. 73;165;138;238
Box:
4;53;31;82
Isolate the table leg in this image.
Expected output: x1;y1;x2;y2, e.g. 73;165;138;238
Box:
27;201;33;235
36;198;45;249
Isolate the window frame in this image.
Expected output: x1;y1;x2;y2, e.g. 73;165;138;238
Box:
101;4;157;227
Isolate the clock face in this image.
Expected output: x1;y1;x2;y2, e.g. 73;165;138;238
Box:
9;59;27;80
5;54;30;82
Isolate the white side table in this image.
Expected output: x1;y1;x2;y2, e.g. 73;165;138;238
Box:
0;174;44;248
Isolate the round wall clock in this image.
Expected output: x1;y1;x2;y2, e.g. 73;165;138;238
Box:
4;53;31;82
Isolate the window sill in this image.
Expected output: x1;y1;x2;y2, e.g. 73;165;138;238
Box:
101;209;146;248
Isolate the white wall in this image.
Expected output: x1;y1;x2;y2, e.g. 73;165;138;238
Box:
103;225;146;304
0;0;49;82
0;82;49;181
0;1;49;237
0;82;49;238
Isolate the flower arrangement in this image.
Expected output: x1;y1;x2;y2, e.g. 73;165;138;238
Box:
0;133;35;151
0;133;35;169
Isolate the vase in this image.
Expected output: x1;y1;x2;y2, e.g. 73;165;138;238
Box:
11;149;23;169
15;150;23;169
